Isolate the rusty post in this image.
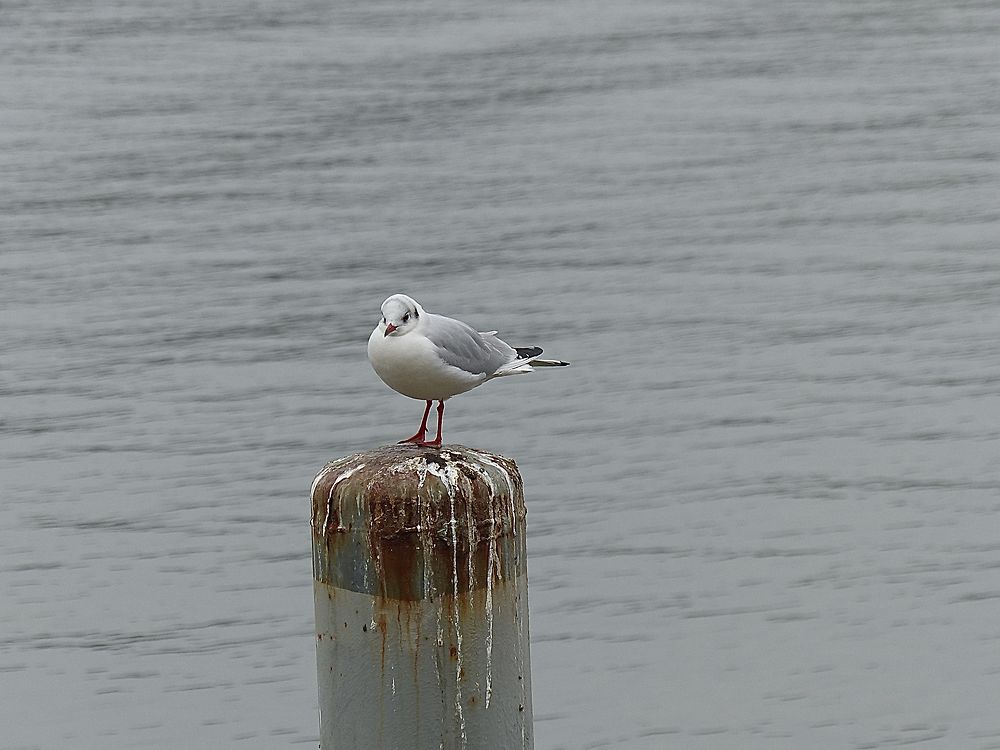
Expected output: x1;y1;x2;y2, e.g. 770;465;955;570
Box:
310;444;533;750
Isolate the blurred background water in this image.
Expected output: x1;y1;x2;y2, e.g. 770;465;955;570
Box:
3;1;1000;748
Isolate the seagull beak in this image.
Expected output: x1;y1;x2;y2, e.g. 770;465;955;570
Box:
384;323;398;336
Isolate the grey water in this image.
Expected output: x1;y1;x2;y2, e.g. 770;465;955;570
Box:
3;1;1000;748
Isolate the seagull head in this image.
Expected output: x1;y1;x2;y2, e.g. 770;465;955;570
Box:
380;294;423;337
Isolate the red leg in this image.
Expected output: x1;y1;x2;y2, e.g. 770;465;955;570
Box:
398;400;432;444
421;401;445;448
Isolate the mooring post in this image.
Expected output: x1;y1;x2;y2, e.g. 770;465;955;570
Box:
310;444;533;750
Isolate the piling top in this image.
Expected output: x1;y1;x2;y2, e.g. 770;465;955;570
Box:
310;444;525;600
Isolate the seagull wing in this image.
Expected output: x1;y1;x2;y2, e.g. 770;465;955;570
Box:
422;313;515;376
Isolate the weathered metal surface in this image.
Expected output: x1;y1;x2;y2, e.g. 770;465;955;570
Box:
310;444;533;750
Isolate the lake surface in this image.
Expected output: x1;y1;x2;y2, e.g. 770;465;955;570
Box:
3;1;1000;748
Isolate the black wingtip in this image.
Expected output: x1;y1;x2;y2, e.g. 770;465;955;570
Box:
514;346;543;360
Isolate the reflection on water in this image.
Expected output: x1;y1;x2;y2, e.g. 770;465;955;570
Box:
3;1;1000;748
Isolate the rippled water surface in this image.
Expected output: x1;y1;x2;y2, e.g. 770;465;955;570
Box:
3;1;1000;748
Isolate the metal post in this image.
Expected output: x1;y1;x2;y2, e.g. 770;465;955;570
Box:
310;444;533;750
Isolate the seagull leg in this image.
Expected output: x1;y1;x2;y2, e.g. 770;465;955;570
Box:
421;400;445;448
399;400;432;444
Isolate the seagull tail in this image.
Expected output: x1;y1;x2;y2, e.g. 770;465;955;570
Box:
497;347;569;374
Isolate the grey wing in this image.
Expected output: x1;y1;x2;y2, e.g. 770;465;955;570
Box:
423;313;515;375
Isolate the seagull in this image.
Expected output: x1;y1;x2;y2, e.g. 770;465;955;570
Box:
367;294;569;447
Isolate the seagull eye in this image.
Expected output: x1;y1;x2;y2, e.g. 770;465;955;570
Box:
403;313;410;323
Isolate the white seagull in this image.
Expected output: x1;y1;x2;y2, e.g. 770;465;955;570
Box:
368;293;569;447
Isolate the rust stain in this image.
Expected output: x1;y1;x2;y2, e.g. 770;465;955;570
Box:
412;611;422;677
310;444;525;603
377;613;388;672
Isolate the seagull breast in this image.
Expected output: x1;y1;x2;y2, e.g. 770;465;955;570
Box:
367;326;484;401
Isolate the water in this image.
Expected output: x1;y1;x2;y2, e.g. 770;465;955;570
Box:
3;1;1000;748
